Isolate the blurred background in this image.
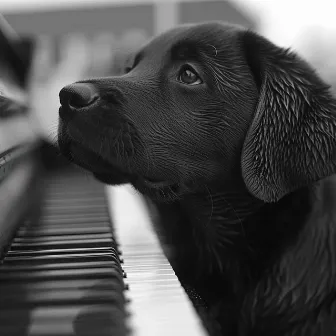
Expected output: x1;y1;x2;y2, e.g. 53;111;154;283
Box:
2;0;336;143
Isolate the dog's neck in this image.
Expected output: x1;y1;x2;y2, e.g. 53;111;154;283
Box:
149;175;336;331
153;175;336;296
150;177;264;289
181;178;264;265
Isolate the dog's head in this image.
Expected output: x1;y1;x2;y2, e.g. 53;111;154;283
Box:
58;22;336;203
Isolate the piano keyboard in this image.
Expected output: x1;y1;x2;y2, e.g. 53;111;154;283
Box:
0;167;206;336
0;167;128;336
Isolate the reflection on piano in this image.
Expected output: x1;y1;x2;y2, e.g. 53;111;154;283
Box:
0;15;206;336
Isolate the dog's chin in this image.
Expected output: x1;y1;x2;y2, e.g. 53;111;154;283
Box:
58;139;190;202
131;178;193;203
95;171;185;203
58;139;130;183
96;168;191;203
93;172;132;185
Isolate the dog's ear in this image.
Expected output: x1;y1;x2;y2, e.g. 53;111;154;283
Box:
240;30;336;202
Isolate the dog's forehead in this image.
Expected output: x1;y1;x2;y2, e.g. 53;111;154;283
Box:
142;22;245;59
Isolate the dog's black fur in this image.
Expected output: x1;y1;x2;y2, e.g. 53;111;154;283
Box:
58;22;336;336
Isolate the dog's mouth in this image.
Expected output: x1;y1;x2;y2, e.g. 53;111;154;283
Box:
59;138;176;190
67;142;115;174
137;176;172;188
95;171;174;190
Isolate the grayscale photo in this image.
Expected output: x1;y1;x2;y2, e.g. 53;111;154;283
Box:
0;0;336;335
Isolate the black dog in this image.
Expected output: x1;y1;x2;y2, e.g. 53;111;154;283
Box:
58;22;336;336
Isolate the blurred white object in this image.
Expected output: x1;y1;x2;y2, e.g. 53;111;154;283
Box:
28;34;92;142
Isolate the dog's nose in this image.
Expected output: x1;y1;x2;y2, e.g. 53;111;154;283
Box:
59;83;99;109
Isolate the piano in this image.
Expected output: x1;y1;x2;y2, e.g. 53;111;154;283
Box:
0;15;207;336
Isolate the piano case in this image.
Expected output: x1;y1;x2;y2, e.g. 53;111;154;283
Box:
0;15;129;336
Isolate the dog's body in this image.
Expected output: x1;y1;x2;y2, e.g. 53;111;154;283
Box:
58;22;336;335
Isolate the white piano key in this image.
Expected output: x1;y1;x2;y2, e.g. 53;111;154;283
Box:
105;184;207;336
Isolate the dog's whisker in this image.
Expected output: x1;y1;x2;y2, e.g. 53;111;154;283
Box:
208;44;218;57
121;138;131;173
50;135;59;147
47;129;57;138
205;185;214;228
145;146;156;178
46;127;59;140
144;147;151;178
221;196;245;239
115;132;122;163
99;133;104;157
111;130;121;149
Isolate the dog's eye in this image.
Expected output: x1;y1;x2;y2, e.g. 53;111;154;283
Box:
178;66;202;85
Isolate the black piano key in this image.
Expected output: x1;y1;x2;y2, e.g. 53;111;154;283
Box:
16;226;112;237
5;246;119;257
20;222;112;231
40;205;109;212
41;204;109;211
0;260;121;272
22;216;111;225
24;214;111;223
39;190;106;198
40;215;111;223
0;267;123;282
10;237;114;250
3;252;120;264
0;278;121;291
13;232;113;243
0;287;125;308
38;210;109;217
41;197;107;205
0;304;128;336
